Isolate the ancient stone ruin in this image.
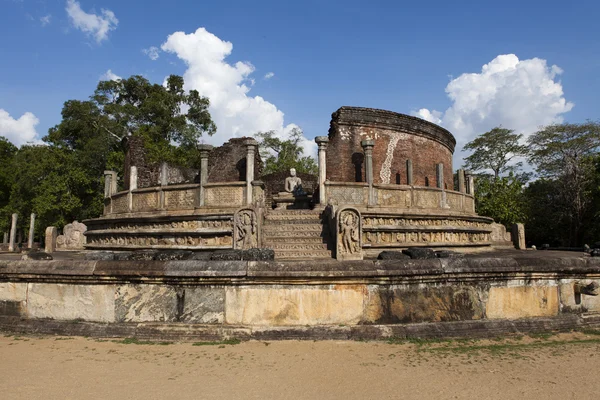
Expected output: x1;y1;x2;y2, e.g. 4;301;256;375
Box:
84;107;514;259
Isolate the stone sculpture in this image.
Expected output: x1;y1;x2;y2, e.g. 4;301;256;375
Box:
234;209;258;250
56;221;87;250
285;168;305;196
337;208;362;260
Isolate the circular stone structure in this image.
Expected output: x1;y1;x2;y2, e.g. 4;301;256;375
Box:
327;107;455;186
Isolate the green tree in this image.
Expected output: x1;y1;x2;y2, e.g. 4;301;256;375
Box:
463;127;530;179
527;121;600;246
473;173;527;227
255;128;318;175
0;137;18;233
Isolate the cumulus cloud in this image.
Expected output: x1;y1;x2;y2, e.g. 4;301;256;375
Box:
40;14;51;27
160;27;316;158
143;46;160;61
100;69;121;81
65;0;118;43
264;72;275;80
0;109;39;146
415;54;574;165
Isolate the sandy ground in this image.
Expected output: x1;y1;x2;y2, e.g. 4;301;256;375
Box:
1;332;600;400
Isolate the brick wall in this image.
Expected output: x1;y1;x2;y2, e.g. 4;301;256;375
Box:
326;107;456;188
207;137;263;183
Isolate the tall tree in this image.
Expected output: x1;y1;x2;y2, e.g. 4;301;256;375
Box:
463;127;530;179
255;128;318;175
0;137;18;233
473;172;527;227
527;121;600;246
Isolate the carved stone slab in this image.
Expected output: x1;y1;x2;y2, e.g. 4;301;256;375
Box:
335;207;363;260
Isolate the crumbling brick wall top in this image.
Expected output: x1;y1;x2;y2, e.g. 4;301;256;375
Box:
207;137;263;183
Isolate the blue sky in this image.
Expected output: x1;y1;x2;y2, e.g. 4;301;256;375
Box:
1;0;599;164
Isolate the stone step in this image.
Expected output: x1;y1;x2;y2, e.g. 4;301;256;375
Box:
262;237;327;244
274;249;332;259
263;242;330;251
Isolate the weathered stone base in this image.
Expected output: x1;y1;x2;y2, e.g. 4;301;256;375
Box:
0;314;597;341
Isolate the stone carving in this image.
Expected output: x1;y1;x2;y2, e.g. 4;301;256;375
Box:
87;234;232;247
377;189;409;207
111;193;129;214
132;192;159;212
363;230;490;246
234;209;258;250
285;168;304;195
165;189;196;210
327;186;365;205
336;208;362;260
205;186;244;207
57;221;87;249
363;217;490;229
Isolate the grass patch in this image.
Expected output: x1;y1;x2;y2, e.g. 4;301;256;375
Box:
579;328;600;336
112;338;172;346
192;338;241;346
422;338;600;356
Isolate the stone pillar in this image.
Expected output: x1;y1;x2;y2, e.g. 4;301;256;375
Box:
128;166;137;211
406;160;413;185
198;144;213;207
2;232;7;244
458;169;466;193
103;170;118;197
45;226;57;253
159;162;169;186
27;213;35;249
8;213;17;252
244;139;258;205
436;163;444;189
315;136;329;204
465;172;475;196
512;223;526;250
361;139;375;206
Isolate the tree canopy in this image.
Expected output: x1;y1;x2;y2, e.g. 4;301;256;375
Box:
255;128;317;175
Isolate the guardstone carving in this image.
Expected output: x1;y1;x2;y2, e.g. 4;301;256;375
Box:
336;208;362;260
234;209;258;250
57;221;87;250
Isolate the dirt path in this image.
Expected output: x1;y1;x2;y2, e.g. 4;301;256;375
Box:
1;332;599;400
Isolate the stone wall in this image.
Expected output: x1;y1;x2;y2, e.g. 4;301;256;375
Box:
207;137;262;183
0;256;599;338
327;107;455;187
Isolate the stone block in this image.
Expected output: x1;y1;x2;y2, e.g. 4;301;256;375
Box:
27;283;115;322
559;279;600;312
115;284;177;322
0;282;28;302
363;285;484;324
225;285;366;326
45;226;58;253
180;287;225;324
512;223;526;249
486;285;559;319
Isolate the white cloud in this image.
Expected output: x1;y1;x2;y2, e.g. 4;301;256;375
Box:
264;72;275;80
415;54;574;165
100;69;121;81
65;0;118;43
40;14;51;26
161;27;316;158
0;109;39;146
143;46;160;61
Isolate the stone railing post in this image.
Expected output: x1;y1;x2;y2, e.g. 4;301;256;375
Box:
315;136;329;204
128;166;137;212
406;159;413;185
244;139;258;205
466;171;475;196
2;232;7;244
103;170;117;198
361;139;375;206
436;163;444;189
28;213;35;249
458;169;466;193
8;213;17;252
45;226;57;253
198;144;213;207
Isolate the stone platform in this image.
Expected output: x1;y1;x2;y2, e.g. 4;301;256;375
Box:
0;250;599;340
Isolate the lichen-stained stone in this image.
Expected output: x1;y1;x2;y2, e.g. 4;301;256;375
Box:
486;285;559;319
363;285;485;324
559;279;600;313
27;283;115;322
115;285;178;322
225;285;367;326
180;287;225;324
0;282;27;301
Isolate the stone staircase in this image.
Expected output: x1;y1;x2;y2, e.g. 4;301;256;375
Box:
262;209;332;260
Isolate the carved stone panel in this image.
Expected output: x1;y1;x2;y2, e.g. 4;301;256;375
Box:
111;194;129;214
327;186;366;206
132;191;159;212
206;186;244;207
414;190;440;209
234;208;258;250
165;189;196;210
377;189;409;207
336;208;362;260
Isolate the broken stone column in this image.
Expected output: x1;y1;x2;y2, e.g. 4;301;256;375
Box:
8;213;17;252
244;139;258;205
406;159;413;185
103;170;118;197
128;166;137;211
2;232;7;244
28;213;35;249
465;171;475;196
45;226;57;253
198;144;213;207
458;169;466;193
512;223;526;250
315;136;329;204
436;163;444;189
361;139;375;206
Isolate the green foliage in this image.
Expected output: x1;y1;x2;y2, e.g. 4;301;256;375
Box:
0;137;18;233
255;128;317;175
474;173;527;227
527;122;600;246
463;127;529;178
